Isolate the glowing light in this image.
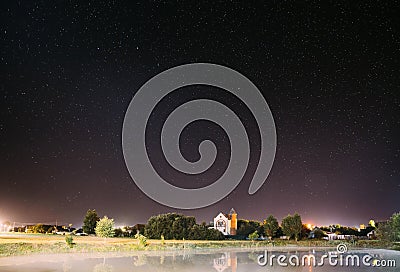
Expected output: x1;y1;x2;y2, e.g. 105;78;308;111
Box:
369;220;376;228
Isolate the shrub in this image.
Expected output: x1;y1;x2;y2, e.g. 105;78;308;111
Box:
95;216;115;238
248;230;259;241
65;235;74;248
135;233;148;247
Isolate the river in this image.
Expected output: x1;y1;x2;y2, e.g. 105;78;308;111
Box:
0;248;399;271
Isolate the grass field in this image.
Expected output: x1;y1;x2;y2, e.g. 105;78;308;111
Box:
0;233;397;257
0;233;273;257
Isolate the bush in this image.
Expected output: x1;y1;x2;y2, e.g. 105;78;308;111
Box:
95;216;115;238
248;231;259;241
135;233;148;247
65;235;74;248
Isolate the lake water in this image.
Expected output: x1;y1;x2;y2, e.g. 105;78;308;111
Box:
0;248;399;271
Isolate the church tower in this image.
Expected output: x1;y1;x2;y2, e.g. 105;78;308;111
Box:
229;208;237;235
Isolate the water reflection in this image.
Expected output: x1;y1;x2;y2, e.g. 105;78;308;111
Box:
93;258;113;272
133;254;147;267
0;249;399;272
213;252;237;272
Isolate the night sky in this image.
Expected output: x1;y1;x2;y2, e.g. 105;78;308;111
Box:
1;2;399;228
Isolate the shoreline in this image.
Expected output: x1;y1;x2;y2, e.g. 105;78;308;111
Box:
1;245;399;267
1;234;398;258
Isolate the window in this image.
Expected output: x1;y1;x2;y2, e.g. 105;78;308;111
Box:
217;220;226;228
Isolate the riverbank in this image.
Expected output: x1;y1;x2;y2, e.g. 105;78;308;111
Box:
1;247;399;272
0;233;398;257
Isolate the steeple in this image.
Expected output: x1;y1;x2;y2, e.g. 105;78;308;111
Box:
229;208;237;235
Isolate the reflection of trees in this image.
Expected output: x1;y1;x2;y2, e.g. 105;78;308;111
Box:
247;252;259;263
62;261;71;272
141;254;194;272
129;250;264;271
160;255;164;265
93;257;113;272
93;263;113;272
133;255;148;267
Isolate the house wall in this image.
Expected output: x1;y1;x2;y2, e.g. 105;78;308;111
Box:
213;213;230;235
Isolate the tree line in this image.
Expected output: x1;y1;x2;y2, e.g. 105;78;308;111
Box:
81;210;304;240
236;213;303;241
81;210;223;240
144;213;224;240
29;209;399;243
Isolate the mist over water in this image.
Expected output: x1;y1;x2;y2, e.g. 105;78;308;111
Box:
0;248;399;272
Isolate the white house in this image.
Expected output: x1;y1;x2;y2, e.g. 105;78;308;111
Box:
324;232;354;240
212;208;237;236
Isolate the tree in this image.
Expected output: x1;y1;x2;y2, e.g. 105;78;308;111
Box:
188;224;224;240
237;220;262;238
313;228;326;239
308;227;326;239
32;224;46;234
301;224;311;239
359;226;375;237
248;230;259;241
144;213;196;239
390;212;400;241
276;226;284;238
376;221;392;242
114;228;124;237
281;213;302;241
263;215;279;239
95;216;115;238
83;209;99;234
171;215;196;239
377;212;400;242
144;213;223;240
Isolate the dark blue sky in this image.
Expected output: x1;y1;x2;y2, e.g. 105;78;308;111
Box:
1;1;399;228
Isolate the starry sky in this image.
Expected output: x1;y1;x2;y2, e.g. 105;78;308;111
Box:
1;1;399;228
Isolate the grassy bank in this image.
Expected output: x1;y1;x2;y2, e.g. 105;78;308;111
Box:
0;233;397;257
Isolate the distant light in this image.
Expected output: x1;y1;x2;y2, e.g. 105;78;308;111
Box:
369;220;376;228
